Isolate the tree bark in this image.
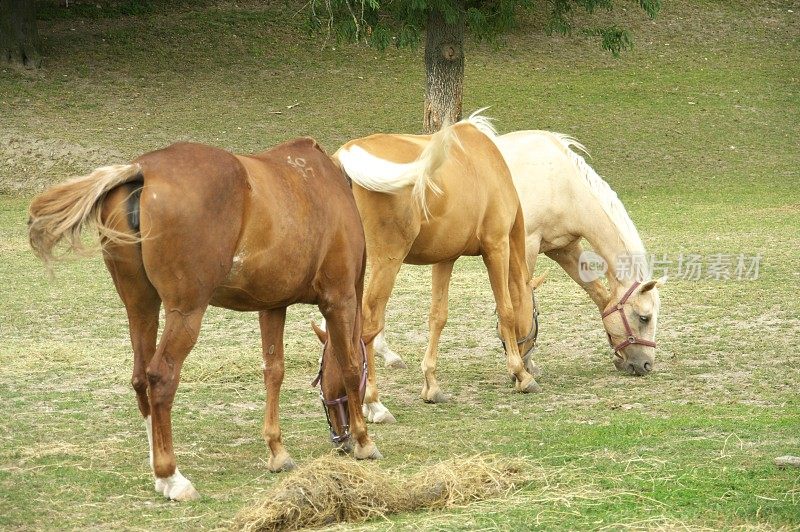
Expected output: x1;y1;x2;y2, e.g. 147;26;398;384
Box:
423;5;465;134
0;0;41;69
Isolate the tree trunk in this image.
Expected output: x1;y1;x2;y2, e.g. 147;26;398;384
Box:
0;0;41;69
423;5;465;134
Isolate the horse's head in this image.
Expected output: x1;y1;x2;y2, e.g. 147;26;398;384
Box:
601;277;667;376
310;322;370;452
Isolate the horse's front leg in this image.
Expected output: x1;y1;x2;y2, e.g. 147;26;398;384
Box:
323;301;381;461
483;241;540;393
147;307;205;501
259;308;295;472
321;320;404;369
420;260;455;403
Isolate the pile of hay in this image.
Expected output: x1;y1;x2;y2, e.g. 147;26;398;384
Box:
234;454;531;531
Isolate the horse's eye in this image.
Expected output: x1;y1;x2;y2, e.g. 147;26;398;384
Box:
639;315;651;324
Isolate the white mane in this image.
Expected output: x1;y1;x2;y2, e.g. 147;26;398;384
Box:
463;109;644;260
462;108;498;138
551;133;646;257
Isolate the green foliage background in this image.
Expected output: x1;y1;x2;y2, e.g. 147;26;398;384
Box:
309;0;660;56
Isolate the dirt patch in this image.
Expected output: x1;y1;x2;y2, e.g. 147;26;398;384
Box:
0;135;124;194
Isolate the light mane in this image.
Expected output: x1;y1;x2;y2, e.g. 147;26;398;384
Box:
464;108;645;261
462;108;498;138
550;133;646;257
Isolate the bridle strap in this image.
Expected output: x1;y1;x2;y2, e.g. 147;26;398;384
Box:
601;281;656;352
499;290;539;359
311;339;368;444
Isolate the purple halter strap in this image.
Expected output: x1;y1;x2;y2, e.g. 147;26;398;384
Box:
601;281;656;353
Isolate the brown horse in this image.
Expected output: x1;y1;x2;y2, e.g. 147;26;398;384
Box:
333;117;543;423
28;138;380;501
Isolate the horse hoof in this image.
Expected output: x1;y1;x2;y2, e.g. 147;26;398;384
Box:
354;442;382;460
154;470;200;501
422;389;448;404
384;355;407;369
268;453;296;473
517;377;542;394
171;484;201;502
373;409;396;424
364;401;396;423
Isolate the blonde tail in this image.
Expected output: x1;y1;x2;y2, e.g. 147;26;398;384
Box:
336;125;458;218
28;163;143;269
411;125;458;218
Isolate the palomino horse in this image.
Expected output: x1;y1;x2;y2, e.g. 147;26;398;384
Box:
499;130;666;375
333;117;542;423
374;120;667;380
27;138;380;501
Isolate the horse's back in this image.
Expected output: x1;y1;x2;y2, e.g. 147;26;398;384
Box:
497;130;580;186
429;123;520;237
241;136;359;233
338;133;428;164
496;130;590;241
105;139;362;312
346;122;521;263
215;138;365;309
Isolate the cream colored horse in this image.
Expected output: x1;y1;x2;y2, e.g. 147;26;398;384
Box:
333;117;542;423
374;122;667;393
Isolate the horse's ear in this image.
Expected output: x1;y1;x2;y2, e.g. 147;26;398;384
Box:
530;272;547;290
639;276;668;294
311;321;328;343
362;327;383;346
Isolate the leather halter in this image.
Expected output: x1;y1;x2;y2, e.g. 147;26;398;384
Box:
311;339;368;444
499;290;539;360
601;281;656;353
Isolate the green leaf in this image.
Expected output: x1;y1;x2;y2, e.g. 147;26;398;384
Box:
584;25;633;57
638;0;661;19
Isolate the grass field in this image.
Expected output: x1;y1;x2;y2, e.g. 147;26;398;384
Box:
1;0;799;529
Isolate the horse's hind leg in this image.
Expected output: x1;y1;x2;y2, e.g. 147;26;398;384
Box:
101;186;162;473
146;306;205;501
258;307;295;472
361;257;404;424
375;330;405;369
420;260;455;404
103;188;202;500
105;252;161;468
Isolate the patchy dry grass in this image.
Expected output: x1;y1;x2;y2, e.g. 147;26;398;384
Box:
1;0;799;529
